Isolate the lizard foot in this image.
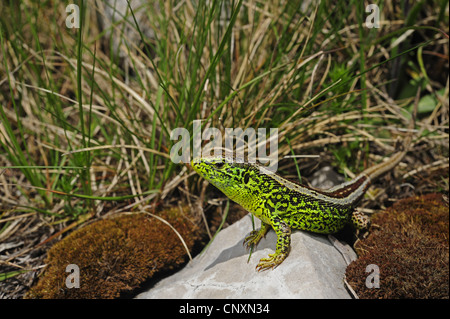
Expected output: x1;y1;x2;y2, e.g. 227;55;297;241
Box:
243;230;264;250
243;223;270;250
255;252;288;271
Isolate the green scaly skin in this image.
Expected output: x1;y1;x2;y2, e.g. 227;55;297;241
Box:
191;147;408;270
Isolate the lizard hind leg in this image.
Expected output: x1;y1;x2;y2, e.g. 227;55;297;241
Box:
351;210;372;252
351;210;371;231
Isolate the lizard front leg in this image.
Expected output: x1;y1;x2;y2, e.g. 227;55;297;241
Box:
256;215;291;271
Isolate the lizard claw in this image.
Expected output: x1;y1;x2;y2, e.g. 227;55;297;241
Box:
255;252;288;271
243;229;263;251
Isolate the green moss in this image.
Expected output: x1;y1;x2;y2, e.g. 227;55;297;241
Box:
345;194;449;299
25;206;201;299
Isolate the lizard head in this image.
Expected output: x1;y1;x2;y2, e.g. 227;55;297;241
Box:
191;156;259;202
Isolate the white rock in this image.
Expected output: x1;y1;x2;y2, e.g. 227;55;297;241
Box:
136;214;355;299
95;0;157;58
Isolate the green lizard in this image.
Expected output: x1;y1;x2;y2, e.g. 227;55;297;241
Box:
191;132;412;271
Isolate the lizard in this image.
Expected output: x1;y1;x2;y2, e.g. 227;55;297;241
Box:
191;124;414;271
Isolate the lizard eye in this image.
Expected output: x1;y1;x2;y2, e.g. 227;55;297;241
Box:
213;162;225;169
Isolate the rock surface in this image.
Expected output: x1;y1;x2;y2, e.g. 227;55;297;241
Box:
136;214;356;299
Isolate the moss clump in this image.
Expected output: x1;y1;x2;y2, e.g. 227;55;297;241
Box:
345;193;449;299
25;206;201;299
